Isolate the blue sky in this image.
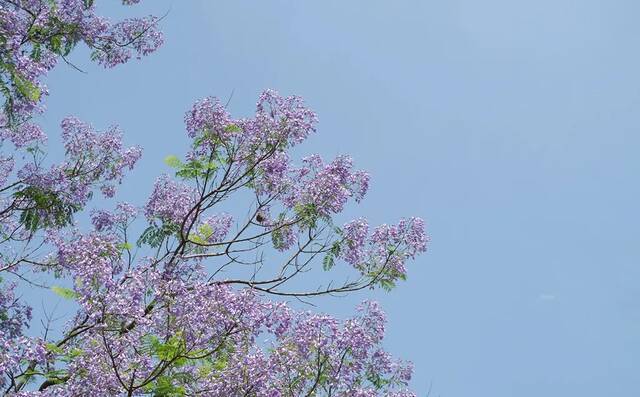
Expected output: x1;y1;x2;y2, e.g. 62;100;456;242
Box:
35;1;640;396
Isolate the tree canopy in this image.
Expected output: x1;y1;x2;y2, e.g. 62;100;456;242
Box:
0;1;428;396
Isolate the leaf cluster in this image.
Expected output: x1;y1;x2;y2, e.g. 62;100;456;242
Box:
14;186;81;232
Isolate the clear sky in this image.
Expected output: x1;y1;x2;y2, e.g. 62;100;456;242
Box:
36;1;640;396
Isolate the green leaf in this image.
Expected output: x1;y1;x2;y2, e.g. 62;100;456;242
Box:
137;223;178;248
322;241;342;271
45;343;64;354
164;155;182;168
15;369;41;384
153;376;186;396
322;253;335;271
31;43;42;61
117;242;133;251
13;74;41;102
44;369;67;380
224;124;241;133
205;161;218;171
197;361;214;377
213;355;228;371
61;348;84;363
188;233;206;245
51;286;76;300
294;203;320;228
50;35;62;53
198;223;213;237
379;278;396;292
367;371;392;389
148;332;186;363
14;186;81;231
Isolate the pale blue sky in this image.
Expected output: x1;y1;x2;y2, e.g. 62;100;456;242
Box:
36;1;640;396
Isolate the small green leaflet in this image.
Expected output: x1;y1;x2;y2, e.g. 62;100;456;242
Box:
13;74;41;102
117;242;133;251
51;286;76;300
164;155;182;168
45;342;64;354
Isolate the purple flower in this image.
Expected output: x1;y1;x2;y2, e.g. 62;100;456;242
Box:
145;174;196;225
343;218;370;265
0;122;47;148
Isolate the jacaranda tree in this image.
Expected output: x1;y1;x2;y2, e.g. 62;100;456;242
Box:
0;1;429;396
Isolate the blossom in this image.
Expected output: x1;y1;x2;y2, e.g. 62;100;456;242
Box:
91;202;138;231
343;217;370;265
144;174;196;225
184;96;233;139
254;89;318;145
0;0;163;123
0;122;47;147
91;16;164;68
286;155;370;216
0;281;47;389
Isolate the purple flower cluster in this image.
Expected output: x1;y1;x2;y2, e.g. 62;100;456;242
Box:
0;335;46;390
184;96;233;139
0;0;163;121
91;16;164;68
183;89;318;166
343;217;370;265
12;116;142;230
54;232;121;291
91;202;138;231
0;156;14;186
253;89;319;145
60;116;143;197
144;174;197;225
0;281;47;389
341;217;429;283
291;154;370;215
0;121;47;148
19;242;416;395
0;281;31;339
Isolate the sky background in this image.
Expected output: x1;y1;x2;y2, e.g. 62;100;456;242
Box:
33;1;640;396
